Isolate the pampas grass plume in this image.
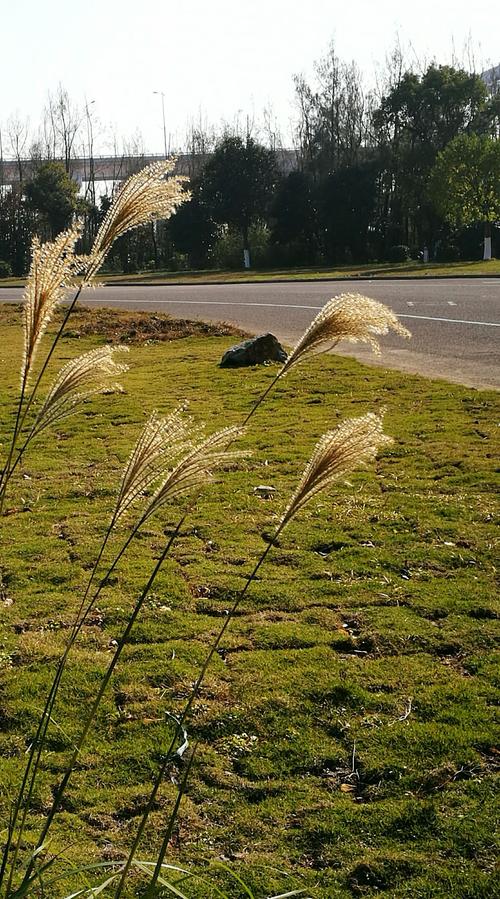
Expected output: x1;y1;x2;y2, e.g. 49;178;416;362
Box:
32;346;130;436
280;293;411;376
86;160;189;281
22;225;83;385
114;407;194;522
280;412;392;528
142;425;247;522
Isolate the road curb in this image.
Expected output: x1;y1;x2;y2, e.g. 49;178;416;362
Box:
1;274;499;290
99;274;500;288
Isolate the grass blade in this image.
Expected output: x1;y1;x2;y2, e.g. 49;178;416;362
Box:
132;861;192;899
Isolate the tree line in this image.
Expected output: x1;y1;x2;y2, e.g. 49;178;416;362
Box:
1;48;499;276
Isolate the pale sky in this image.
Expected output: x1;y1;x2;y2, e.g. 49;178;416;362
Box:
1;0;498;156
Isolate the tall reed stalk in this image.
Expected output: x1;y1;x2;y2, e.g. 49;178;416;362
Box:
0;155;410;896
4;422;245;897
0;159;189;513
0;226;83;510
0;160;189;897
115;413;392;898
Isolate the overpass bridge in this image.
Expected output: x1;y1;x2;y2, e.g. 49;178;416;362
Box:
0;149;297;189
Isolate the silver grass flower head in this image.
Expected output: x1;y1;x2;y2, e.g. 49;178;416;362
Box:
280;412;393;529
143;424;247;522
114;406;195;522
86;160;190;281
32;346;129;436
280;293;411;376
22;225;83;385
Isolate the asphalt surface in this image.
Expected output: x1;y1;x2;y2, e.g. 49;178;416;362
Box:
1;278;499;389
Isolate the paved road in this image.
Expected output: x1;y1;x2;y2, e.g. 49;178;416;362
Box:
1;278;499;389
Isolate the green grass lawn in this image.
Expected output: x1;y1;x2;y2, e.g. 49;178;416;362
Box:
100;258;500;284
0;304;499;897
2;257;499;288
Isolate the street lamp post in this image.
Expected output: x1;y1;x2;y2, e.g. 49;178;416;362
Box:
153;91;168;158
84;99;96;207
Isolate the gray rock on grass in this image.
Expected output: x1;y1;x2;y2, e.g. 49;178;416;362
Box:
220;333;287;367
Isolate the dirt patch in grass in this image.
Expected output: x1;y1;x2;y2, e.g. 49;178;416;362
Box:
61;305;248;344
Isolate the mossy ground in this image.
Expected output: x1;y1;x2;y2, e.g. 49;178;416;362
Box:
0;304;498;897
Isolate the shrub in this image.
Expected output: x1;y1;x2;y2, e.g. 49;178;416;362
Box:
388;244;411;262
0;260;12;279
212;223;271;269
434;242;461;262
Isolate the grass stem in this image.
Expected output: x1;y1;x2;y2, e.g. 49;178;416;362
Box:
0;288;82;512
13;520;182;898
114;526;281;898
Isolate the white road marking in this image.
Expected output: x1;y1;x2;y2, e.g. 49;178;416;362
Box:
3;292;499;328
79;296;500;328
398;313;500;327
82;298;321;311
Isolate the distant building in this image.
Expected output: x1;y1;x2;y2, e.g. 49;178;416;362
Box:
0;149;298;191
